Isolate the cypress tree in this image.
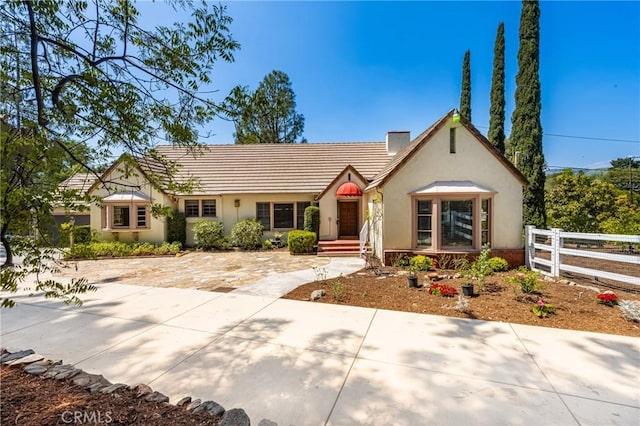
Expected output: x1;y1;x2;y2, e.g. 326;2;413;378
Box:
459;50;471;121
488;23;506;154
509;0;546;227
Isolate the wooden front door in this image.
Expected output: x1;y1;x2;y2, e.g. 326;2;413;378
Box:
339;201;358;237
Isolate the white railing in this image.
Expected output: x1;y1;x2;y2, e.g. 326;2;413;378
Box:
359;221;369;257
525;226;640;286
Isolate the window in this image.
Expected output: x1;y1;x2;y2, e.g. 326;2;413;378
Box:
113;206;130;227
185;200;199;217
449;128;456;153
481;199;490;245
273;203;294;229
256;202;271;231
296;202;311;230
441;200;473;247
137;206;147;228
202;199;217;217
416;200;432;246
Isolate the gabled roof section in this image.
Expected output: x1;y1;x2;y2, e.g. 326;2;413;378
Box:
86;153;169;196
365;109;528;191
154;142;390;195
103;191;152;202
315;165;368;200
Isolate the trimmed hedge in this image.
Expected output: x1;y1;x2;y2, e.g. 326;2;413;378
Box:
167;211;186;246
288;230;316;255
64;241;181;260
303;206;320;242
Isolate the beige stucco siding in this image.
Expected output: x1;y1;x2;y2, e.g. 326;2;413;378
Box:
89;165;174;245
180;193;316;246
381;123;524;250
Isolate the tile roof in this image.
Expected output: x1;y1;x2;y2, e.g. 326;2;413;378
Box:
152;142;391;195
59;173;97;193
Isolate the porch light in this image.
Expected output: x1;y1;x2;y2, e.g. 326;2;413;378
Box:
452;110;461;123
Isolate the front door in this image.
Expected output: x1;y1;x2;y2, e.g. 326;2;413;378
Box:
339;201;358;237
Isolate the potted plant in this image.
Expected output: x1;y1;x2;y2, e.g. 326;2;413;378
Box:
407;265;419;288
461;282;474;297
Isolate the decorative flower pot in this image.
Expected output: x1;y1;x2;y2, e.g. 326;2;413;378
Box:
407;276;419;288
461;283;474;297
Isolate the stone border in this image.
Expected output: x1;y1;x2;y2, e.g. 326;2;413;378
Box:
1;348;276;426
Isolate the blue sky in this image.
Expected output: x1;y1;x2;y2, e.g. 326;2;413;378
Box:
143;1;640;169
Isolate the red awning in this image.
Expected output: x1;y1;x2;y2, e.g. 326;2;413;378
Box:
336;182;362;198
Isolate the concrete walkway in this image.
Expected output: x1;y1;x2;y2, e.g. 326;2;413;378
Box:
2;281;638;425
233;257;365;297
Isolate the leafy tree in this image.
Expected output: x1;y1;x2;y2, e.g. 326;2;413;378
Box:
0;0;239;306
488;23;506;153
546;170;617;233
223;70;305;143
603;157;640;203
507;0;546;227
459;50;472;121
601;195;640;235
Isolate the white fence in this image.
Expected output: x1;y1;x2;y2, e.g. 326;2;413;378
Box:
525;226;640;286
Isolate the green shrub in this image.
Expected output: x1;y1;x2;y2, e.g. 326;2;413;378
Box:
231;219;264;250
192;220;226;250
409;255;432;271
509;267;543;294
63;241;182;260
58;224;94;247
167;210;186;246
154;242;182;255
488;256;509;272
287;230;316;254
303;206;320;242
464;245;493;290
65;243;97;260
262;239;273;250
131;242;157;256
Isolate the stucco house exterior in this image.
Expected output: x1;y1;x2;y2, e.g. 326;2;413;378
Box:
81;109;528;265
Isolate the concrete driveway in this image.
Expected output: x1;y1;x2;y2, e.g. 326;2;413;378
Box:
2;279;638;425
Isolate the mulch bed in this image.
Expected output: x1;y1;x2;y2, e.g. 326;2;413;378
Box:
0;366;220;425
283;268;640;337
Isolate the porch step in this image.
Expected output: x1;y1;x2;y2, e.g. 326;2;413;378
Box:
317;240;367;257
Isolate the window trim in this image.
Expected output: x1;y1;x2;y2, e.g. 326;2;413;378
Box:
256;201;313;231
101;203;150;231
202;199;217;217
184;200;200;217
412;194;493;251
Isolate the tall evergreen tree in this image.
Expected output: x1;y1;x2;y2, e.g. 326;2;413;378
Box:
508;0;546;227
459;50;472;121
488;23;506;153
222;70;305;144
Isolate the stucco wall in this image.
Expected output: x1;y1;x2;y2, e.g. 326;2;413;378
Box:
179;193;316;246
380;121;524;251
317;170;368;240
89;163;174;245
